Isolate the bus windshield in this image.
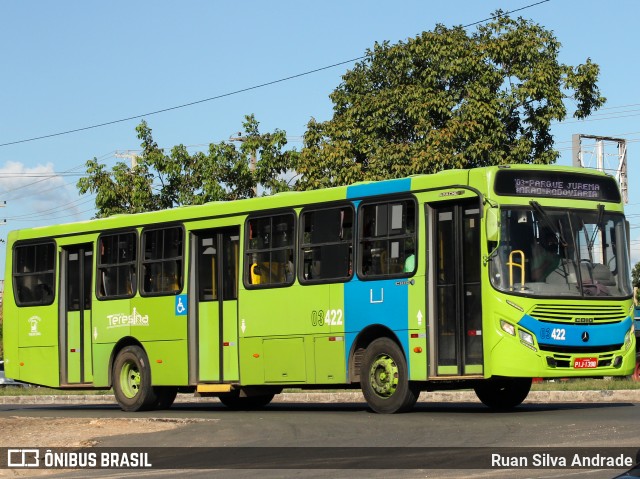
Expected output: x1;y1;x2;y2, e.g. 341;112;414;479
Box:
489;205;632;298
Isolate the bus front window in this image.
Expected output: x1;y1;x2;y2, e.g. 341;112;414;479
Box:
489;206;632;298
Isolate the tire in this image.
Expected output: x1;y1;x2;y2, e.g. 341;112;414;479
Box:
154;386;178;409
112;345;157;412
632;354;640;382
219;391;275;410
474;377;532;410
360;337;419;414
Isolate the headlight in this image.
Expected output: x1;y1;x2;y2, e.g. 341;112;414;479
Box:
624;326;634;350
500;320;515;336
519;329;534;346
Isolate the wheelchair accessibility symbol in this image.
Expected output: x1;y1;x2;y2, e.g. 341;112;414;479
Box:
175;295;188;316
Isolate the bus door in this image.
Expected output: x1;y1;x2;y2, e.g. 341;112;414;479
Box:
191;227;240;383
430;200;483;376
61;244;93;384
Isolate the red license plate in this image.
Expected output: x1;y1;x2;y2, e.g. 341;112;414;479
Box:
573;357;598;369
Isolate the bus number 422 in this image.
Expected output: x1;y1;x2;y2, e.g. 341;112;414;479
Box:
311;309;343;327
540;327;566;341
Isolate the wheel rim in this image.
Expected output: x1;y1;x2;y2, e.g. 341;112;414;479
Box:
368;354;399;398
119;360;141;399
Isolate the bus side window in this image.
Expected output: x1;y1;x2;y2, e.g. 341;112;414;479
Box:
13;242;56;307
141;226;184;295
359;199;416;279
300;206;353;283
97;232;137;299
245;213;295;287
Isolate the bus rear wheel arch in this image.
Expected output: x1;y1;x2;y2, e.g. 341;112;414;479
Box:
360;337;419;413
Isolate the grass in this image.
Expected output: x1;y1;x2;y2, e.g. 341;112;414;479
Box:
531;377;640;391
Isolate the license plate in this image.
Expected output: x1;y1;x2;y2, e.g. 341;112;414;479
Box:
573;357;598;369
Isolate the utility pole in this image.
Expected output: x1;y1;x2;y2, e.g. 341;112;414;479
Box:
572;134;628;204
115;150;139;168
229;133;257;196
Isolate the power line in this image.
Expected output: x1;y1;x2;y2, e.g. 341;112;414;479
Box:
0;0;550;149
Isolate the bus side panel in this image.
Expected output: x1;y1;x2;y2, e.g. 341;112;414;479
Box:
144;340;188;385
315;282;347;384
344;278;411;368
238;337;264;384
407;274;427;380
92;342;112;387
18;346;59;387
238;283;342;385
91;298;130;387
2;284;20;382
16;305;60;387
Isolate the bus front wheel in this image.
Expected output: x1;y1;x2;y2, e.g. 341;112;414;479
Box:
632;354;640;382
113;345;157;412
360;337;419;414
474;377;532;410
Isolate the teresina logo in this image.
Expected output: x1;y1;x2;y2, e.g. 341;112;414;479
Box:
107;308;149;329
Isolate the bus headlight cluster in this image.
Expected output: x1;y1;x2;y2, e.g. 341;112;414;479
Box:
500;320;515;336
500;319;537;351
519;330;535;347
624;324;634;351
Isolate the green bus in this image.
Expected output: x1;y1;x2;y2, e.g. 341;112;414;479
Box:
2;165;636;413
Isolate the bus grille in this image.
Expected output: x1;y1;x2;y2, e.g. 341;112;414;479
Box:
529;304;627;324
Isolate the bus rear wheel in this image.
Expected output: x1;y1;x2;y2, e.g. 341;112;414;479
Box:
219;391;275;410
154;386;178;409
360;337;419;414
474;377;532;410
113;345;157;412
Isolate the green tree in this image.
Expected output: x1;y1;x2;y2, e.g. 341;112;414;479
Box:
297;11;606;189
78;115;298;217
632;261;640;304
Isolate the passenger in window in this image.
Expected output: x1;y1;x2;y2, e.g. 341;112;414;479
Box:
404;239;415;273
285;255;294;283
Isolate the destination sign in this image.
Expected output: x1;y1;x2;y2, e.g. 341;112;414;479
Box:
494;170;621;202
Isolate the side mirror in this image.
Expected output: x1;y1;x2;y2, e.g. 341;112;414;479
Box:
486;207;500;242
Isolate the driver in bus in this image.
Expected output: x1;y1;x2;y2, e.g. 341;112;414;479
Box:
531;229;560;282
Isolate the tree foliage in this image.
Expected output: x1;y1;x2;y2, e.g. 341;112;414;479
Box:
77;115;298;218
632;262;640;304
297;11;606;189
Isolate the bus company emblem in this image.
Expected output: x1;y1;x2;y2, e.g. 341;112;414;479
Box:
107;308;150;329
439;190;464;197
27;316;42;337
581;332;590;342
574;317;594;323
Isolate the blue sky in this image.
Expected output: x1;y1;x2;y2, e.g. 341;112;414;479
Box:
1;0;639;278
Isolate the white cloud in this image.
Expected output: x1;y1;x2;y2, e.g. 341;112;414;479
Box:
0;161;89;225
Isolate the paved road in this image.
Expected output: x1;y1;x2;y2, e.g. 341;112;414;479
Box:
1;391;639;478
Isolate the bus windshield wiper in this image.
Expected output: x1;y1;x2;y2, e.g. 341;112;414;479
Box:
529;201;567;247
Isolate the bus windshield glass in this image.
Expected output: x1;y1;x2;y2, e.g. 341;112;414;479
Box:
489;205;632;298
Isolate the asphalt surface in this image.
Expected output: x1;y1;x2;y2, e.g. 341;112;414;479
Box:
1;389;639;406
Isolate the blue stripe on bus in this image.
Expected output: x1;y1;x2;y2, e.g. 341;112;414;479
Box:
344;277;410;375
346;178;412;199
517;315;633;347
